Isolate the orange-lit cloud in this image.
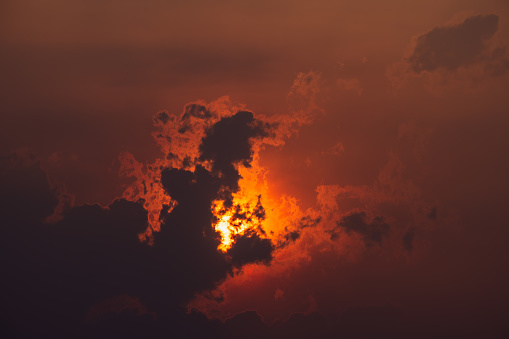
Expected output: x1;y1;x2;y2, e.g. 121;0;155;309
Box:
2;2;509;338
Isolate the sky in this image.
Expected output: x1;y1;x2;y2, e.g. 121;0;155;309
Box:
1;1;509;338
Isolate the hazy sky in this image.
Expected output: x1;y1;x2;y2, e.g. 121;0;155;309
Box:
1;1;509;338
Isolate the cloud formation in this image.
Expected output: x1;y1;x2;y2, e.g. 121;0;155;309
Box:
0;104;280;337
388;13;509;91
334;212;390;246
407;14;499;73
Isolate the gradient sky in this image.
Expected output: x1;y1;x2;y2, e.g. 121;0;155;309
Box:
1;1;509;338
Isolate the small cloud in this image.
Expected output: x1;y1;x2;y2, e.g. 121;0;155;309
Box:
334;212;390;246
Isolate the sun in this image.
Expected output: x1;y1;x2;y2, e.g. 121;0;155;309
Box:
211;161;271;252
212;197;264;252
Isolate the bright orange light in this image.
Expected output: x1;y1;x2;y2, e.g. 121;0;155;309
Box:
211;159;270;252
212;198;262;252
211;155;307;252
215;215;233;250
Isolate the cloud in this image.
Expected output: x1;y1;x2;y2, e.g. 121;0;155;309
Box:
187;126;442;324
0;104;280;337
227;231;273;267
388;14;509;91
219;307;408;339
407;14;499;73
199;111;272;197
287;71;325;125
0;150;65;224
334;212;390;246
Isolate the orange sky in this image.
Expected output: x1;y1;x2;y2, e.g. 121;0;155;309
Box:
1;0;508;204
1;1;509;338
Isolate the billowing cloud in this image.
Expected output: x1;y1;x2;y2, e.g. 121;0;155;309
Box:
1;94;435;337
0;102;282;337
2;1;509;338
388;14;509;91
408;14;499;72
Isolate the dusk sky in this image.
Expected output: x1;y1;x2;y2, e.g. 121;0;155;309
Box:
1;1;509;338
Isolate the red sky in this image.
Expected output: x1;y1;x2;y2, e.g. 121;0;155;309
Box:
1;1;509;338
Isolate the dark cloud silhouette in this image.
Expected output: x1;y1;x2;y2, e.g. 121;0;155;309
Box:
285;230;301;242
200;110;272;200
299;215;322;228
334;212;390;246
1;196;153;337
407;14;501;73
0;151;58;224
0;110;277;338
154;110;171;125
229;307;407;339
227;231;274;267
221;310;268;339
272;312;333;339
215;305;508;339
334;305;407;339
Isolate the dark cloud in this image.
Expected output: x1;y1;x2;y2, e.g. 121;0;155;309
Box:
227;231;274;267
334;212;390;246
225;307;407;339
299;215;322;228
285;230;301;242
1;195;153;337
334;305;407;339
212;305;508;339
0;151;58;224
221;311;268;339
272;312;332;339
0;110;276;338
407;14;501;73
200;111;272;201
277;215;321;246
154;110;171;125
